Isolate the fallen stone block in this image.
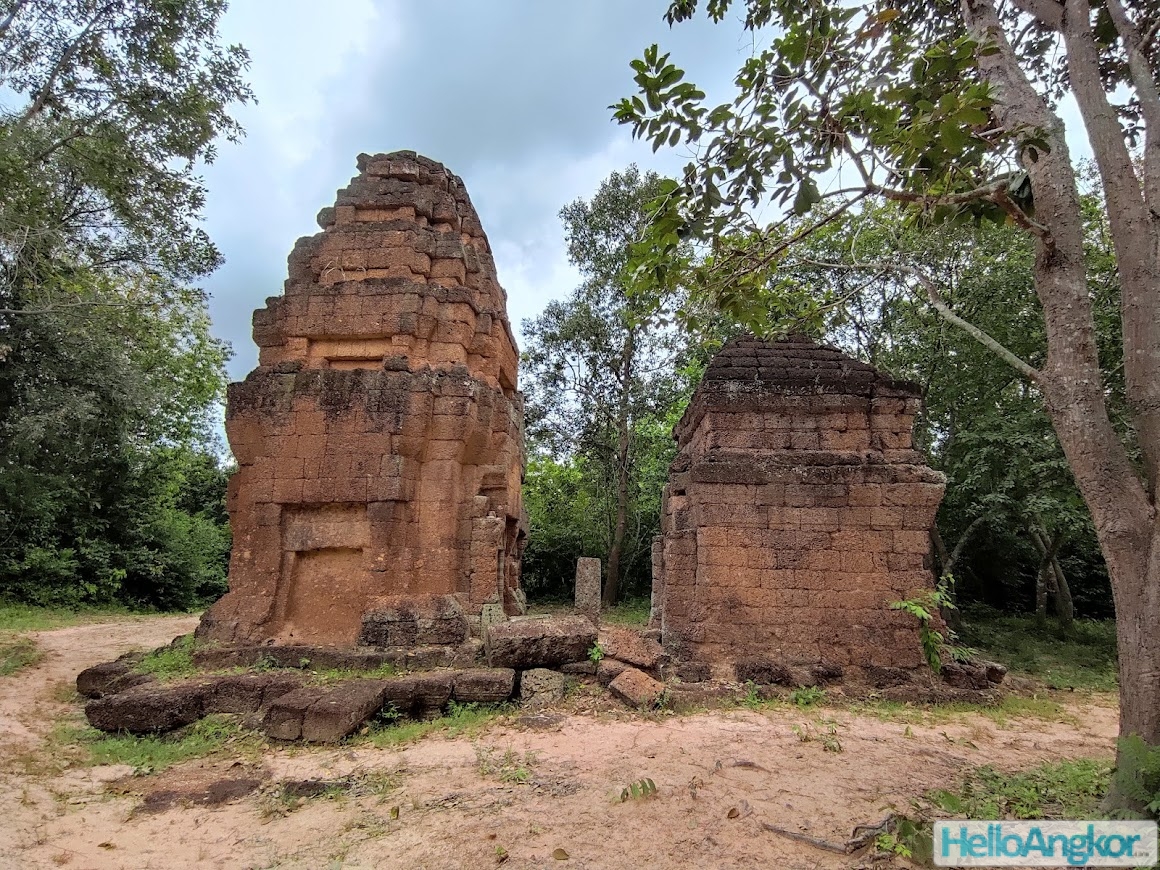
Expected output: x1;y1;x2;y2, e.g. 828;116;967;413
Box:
76;652;147;698
978;659;1007;685
941;660;990;690
486;616;597;669
596;658;630;685
204;673;304;715
609;668;666;709
559;661;596;676
598;627;666;671
261;687;327;741
452;668;515;704
519;668;566;708
301;680;391;743
378;671;454;718
86;682;208;734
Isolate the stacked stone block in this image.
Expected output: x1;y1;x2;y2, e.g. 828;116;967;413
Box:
652;336;945;675
199;152;526;648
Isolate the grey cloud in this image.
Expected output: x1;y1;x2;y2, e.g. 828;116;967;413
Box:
201;1;747;380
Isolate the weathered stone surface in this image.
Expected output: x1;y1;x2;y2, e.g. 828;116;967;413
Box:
559;661;596;676
261;687;327;741
596;658;631;685
664;681;739;712
941;660;990;691
451;668;515;704
204;674;304;715
379;671;454;717
608;668;665;709
652;335;946;673
86;683;208;734
598;627;666;671
485;616;597;669
192;640;482;672
76;653;147;698
574;557;601;625
979;659;1007;684
864;666;912;689
734;659;793;686
674;660;711;683
359;596;469;647
198;152;527;650
518;668;565;708
301;679;390;742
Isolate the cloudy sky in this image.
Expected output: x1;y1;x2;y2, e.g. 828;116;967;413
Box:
200;1;752;380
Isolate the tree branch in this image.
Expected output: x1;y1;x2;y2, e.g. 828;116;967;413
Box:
800;257;1043;382
17;8;111;128
0;0;27;41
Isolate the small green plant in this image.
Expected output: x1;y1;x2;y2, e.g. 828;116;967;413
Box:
619;778;657;801
253;653;279;672
1111;736;1160;819
875;832;912;859
134;634;197;681
790;718;842;752
476;745;537;784
0;636;42;676
890;576;958;673
742;679;762;710
789;685;825;708
587;641;605;664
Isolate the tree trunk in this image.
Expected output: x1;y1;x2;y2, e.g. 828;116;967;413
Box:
603;329;636;607
1050;555;1076;635
965;0;1160;812
931;516;983;634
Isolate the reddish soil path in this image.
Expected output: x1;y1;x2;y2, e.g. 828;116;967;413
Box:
0;617;1119;870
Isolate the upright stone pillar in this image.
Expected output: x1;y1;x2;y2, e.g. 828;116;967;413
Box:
574;557;601;625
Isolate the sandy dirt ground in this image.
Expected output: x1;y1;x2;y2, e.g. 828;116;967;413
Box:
0;617;1119;870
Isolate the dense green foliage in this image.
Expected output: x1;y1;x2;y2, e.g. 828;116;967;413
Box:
0;0;249;609
783;194;1121;621
521;167;714;602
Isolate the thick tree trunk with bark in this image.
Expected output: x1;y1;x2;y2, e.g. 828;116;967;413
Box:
604;329;636;607
965;0;1160;810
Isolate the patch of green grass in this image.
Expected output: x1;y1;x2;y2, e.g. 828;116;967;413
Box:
0;601;147;632
361;701;510;748
0;635;42;676
307;662;398;684
54;714;261;774
927;759;1112;819
960;610;1118;691
790;685;826;708
601;597;651;627
134;633;198;681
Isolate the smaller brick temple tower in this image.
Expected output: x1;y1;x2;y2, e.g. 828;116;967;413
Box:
198;152;526;649
651;335;945;676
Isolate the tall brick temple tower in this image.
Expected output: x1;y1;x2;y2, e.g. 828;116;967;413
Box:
651;335;945;676
199;152;526;648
